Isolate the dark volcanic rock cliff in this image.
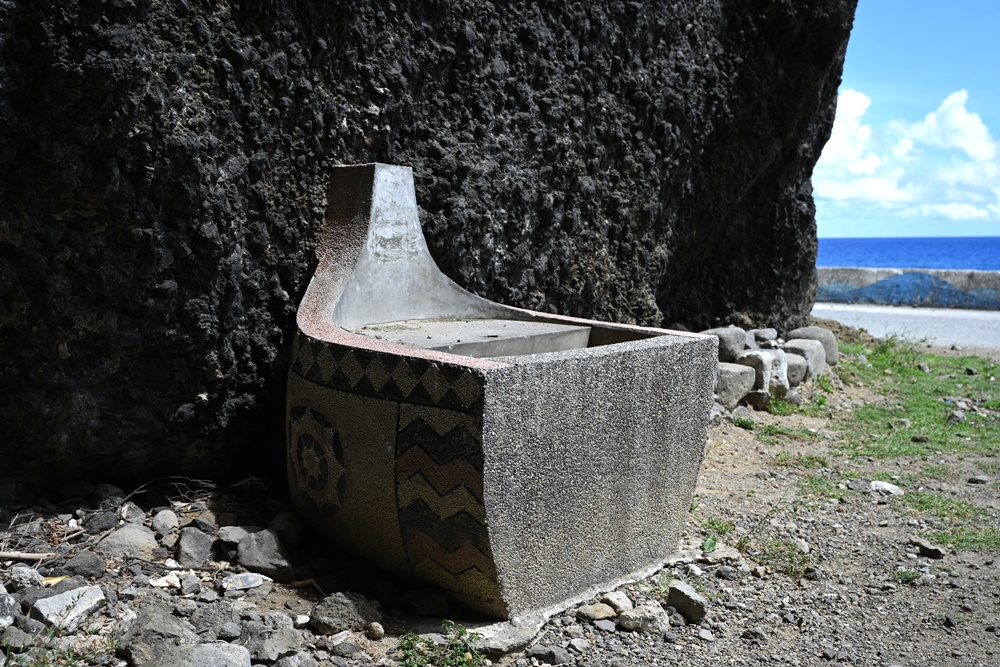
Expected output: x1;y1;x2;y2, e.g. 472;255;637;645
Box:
0;0;856;488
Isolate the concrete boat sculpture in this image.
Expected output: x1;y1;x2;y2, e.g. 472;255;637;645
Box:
288;163;716;619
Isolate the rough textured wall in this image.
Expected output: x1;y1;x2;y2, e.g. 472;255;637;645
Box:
0;0;856;489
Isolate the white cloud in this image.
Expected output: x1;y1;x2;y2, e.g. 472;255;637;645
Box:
904;91;996;162
920;203;990;220
814;88;1000;229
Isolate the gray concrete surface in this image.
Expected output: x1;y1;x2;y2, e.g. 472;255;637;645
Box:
812;303;1000;357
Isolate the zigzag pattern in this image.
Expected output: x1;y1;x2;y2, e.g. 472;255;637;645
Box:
397;500;490;555
397;474;485;524
291;333;485;413
396;447;484;502
396;417;484;470
405;533;496;578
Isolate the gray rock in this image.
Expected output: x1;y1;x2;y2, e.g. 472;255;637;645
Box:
784;338;826;381
0;594;18;631
151;509;180;536
60;551;106;580
743;389;771;410
786;326;839;365
219;621;242;640
177;526;216;567
749;327;778;342
6;565;44;591
254;627;305;663
274;651;319;667
785;353;807;387
666;580;708;622
601;591;633;614
179;573;202;596
708;401;726;425
716;362;756;410
697;628;716;641
948;410;967;423
237;528;293;582
141;643;252;667
910;537;946;559
85;511;119;534
847;479;871;492
716;565;738;580
528;644;572;665
217;526;251;546
97;523;159;559
0;625;34;651
120;609;201;664
569;637;591;653
29;585;106;633
330;640;362;658
784;388;802;405
310;592;381;635
701;327;747;362
736;349;789;398
593;618;617;632
266;611;294;630
968;475;990;485
617;604;671;634
120;501;147;524
576;602;616;621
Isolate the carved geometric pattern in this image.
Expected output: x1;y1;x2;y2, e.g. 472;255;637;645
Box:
291;333;485;413
288;405;347;512
394;409;501;604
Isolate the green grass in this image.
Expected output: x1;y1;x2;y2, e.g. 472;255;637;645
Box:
921;464;951;479
815;375;835;393
833;338;1000;460
932;526;1000;552
701;517;735;535
396;621;485;667
767;397;797;416
801;474;844;499
890;569;922;584
733;416;755;431
898;492;985;520
775;451;829;469
745;538;810;578
975;461;1000;475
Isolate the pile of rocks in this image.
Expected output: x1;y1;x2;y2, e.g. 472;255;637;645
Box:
700;325;839;415
0;480;396;667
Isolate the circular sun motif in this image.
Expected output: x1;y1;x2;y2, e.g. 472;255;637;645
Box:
288;406;347;510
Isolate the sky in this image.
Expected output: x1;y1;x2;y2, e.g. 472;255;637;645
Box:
813;1;1000;238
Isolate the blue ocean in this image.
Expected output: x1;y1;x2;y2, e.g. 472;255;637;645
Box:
817;237;1000;271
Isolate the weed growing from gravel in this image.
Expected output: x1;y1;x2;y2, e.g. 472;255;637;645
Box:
396;621;484;667
733;416;755;431
746;538;810;578
890;569;922;584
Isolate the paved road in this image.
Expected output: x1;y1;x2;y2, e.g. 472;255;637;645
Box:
811;303;1000;355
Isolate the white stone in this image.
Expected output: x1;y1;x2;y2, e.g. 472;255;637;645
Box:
30;585;106;633
871;480;904;496
784;338;826;381
600;591;633;614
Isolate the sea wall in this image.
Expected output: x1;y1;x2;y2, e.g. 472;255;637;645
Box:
0;0;857;490
817;267;1000;310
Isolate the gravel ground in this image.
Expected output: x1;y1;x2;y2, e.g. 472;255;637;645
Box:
1;332;997;667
